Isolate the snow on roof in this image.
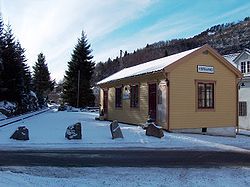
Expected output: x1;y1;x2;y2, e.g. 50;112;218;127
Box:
234;48;250;62
97;47;200;84
244;48;250;54
223;53;240;67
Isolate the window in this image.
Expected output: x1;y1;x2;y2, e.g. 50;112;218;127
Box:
241;61;246;74
239;101;247;116
115;87;122;108
240;61;250;74
247;61;250;73
198;82;214;109
130;85;139;108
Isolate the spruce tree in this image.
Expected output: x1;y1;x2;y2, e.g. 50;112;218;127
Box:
16;41;35;112
32;52;54;107
0;19;34;113
0;16;5;99
63;31;95;107
1;25;24;108
16;41;32;93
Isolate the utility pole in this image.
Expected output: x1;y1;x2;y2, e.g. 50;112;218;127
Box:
77;70;80;108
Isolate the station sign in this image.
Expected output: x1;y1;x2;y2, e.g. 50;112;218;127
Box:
197;65;214;74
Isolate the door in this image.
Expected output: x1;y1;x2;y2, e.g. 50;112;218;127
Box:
103;90;108;116
157;80;167;124
148;83;157;121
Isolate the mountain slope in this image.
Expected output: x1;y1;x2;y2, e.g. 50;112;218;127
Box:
92;17;250;84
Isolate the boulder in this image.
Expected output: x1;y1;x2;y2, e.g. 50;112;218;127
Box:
65;122;82;140
110;120;124;139
58;105;67;111
146;123;164;138
10;126;29;140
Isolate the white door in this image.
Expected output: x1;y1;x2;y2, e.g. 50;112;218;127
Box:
157;80;167;125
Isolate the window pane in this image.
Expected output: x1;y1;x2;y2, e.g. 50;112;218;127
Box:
115;87;122;108
247;61;250;73
198;83;205;108
130;85;139;108
206;84;214;108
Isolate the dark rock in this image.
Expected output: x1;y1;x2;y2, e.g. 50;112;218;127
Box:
65;122;82;140
146;123;164;138
100;109;104;116
110;120;124;139
10;126;29;140
58;105;67;111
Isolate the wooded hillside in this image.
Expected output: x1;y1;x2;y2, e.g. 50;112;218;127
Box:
92;17;250;84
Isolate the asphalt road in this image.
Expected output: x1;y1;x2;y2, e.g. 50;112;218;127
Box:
0;149;250;167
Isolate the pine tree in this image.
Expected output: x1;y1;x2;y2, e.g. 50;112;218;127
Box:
63;31;95;107
16;41;36;112
0;16;5;99
0;19;35;113
16;41;32;93
1;25;24;107
32;53;54;107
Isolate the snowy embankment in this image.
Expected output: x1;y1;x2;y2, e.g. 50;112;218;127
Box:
0;109;249;152
0;166;249;187
0;108;49;127
0;112;7;120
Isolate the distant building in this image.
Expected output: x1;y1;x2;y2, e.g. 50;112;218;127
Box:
98;45;242;137
48;84;63;104
92;86;100;107
228;48;250;130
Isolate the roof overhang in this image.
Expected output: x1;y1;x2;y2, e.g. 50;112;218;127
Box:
163;44;243;78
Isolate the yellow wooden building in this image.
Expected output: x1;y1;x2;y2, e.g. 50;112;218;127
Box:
97;45;242;136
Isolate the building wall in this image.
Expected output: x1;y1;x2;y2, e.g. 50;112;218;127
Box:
168;51;238;130
100;73;165;125
235;50;250;130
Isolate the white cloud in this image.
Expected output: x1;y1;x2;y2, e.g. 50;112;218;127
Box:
1;0;249;82
1;0;154;81
93;13;198;63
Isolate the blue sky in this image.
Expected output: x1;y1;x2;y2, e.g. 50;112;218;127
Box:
0;0;250;81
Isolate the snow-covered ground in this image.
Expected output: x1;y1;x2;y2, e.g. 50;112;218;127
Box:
0;108;49;125
0;109;249;152
0;110;250;186
0;112;7;120
0;166;249;187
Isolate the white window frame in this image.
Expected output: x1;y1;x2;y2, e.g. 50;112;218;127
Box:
240;61;250;74
241;61;246;74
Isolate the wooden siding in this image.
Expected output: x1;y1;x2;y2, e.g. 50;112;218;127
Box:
100;73;165;125
168;51;238;129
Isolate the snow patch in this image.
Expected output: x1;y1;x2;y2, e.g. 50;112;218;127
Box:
0;112;7;120
0;110;249;153
0;166;249;186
